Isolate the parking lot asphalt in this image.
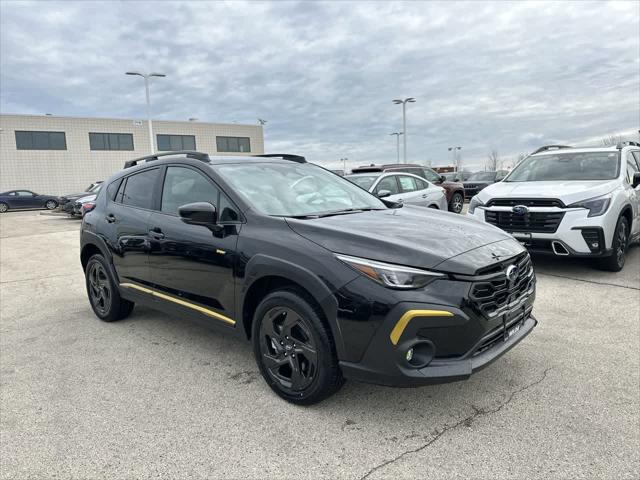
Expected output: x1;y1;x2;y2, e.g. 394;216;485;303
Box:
1;210;638;479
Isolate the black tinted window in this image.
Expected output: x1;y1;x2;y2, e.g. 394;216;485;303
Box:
89;133;134;151
121;169;158;209
15;131;67;150
216;136;251;153
157;135;196;151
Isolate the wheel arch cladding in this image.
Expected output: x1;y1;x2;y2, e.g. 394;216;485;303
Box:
620;205;633;230
241;255;345;358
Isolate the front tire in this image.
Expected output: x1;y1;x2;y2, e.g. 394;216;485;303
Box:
449;192;464;213
0;202;8;213
252;288;344;405
85;254;134;321
598;216;629;272
45;200;58;210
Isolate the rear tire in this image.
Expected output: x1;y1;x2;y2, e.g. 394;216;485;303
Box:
252;288;344;405
85;254;134;321
448;192;464;213
598;216;629;272
0;202;8;213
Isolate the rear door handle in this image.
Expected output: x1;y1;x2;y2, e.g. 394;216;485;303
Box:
149;227;165;240
105;214;116;223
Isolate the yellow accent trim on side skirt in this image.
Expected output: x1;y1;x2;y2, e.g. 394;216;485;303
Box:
390;309;454;346
120;282;235;325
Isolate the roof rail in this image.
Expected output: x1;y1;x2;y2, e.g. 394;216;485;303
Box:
530;145;572;155
124;150;210;168
616;141;640;149
253;153;306;163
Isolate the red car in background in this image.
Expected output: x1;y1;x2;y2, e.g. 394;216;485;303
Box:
350;164;465;213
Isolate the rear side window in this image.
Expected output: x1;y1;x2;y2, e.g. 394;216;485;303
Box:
120;169;158;209
398;175;418;192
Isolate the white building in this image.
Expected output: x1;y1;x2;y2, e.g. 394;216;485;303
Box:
0;114;264;195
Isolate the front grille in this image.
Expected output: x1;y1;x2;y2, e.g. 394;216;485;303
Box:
484;210;564;233
486;198;564;208
472;306;532;357
469;253;535;319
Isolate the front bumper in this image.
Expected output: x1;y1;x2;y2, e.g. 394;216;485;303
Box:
339;301;537;387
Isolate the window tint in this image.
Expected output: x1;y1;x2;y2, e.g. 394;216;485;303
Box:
120;169;158;209
375;176;399;195
157;135;196;151
216;136;251;153
398;176;418;192
89;133;134;151
15;131;67;150
161;167;220;215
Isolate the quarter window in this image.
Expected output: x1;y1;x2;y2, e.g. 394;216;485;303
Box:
157;134;196;151
216;136;251;153
119;169;158;209
89;133;134;151
15;131;67;150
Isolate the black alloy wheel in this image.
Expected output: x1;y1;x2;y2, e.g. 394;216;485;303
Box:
449;192;464;213
599;216;629;272
252;289;344;404
85;254;134;321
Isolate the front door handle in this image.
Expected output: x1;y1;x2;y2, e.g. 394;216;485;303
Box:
421;194;428;198
397;198;404;203
105;214;116;223
149;227;165;240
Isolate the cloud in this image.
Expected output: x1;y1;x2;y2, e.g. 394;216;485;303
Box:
1;0;638;171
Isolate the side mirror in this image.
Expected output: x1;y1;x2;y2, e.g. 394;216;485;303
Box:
439;175;446;183
376;189;391;198
179;202;218;227
633;172;640;188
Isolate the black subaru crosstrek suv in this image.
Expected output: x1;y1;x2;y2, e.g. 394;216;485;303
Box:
80;151;537;404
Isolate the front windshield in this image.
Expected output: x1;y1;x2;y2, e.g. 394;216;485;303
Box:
89;183;102;192
506;151;620;182
345;175;378;190
468;172;496;181
217;162;386;216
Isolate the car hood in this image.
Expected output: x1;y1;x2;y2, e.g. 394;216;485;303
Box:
77;194;96;203
477;180;618;205
285;206;519;274
61;192;89;201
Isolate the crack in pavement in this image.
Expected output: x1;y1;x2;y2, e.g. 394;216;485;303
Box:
359;368;552;480
536;272;639;291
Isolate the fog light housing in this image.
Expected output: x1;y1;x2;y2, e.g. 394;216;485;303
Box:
404;341;435;368
406;348;414;362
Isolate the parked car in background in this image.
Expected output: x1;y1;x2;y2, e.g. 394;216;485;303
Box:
443;171;474;182
351;164;465;213
468;143;640;271
74;194;98;217
463;170;509;198
80;150;536;405
346;172;448;209
59;181;103;215
0;190;59;213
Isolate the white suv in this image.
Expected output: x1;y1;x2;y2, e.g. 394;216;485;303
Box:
468;143;640;271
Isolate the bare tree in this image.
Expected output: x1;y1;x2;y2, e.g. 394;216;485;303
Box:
601;134;623;146
486;149;499;171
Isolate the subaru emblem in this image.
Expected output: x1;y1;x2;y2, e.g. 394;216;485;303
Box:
506;265;519;282
512;205;529;215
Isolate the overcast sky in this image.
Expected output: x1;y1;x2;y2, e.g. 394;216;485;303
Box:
1;0;638;170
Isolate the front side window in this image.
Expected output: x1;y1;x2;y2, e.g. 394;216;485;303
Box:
346;175;378;191
421;168;441;183
120;169;158;209
217;162;385;217
505;152;620;182
375;176;400;195
216;136;251;153
157;134;196;151
161;167;220;215
89;133;134;151
15;131;66;150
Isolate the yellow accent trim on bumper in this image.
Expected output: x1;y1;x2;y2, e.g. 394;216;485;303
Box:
390;309;454;345
119;282;235;326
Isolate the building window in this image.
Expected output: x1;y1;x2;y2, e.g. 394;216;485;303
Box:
89;133;134;151
157;134;196;151
15;131;67;150
216;136;251;153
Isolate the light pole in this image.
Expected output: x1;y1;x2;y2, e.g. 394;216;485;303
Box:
126;71;166;153
392;97;416;163
389;132;403;164
448;146;462;172
340;157;348;173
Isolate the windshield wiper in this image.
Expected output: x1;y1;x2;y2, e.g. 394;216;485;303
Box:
316;207;383;218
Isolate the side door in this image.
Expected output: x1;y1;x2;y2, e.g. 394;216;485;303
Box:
106;168;159;286
147;165;242;328
396;175;425;206
14;190;37;208
372;175;401;202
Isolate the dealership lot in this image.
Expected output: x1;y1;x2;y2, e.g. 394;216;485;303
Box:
1;211;638;479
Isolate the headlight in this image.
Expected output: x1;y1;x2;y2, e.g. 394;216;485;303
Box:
468;195;484;214
336;254;445;289
568;194;611;217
